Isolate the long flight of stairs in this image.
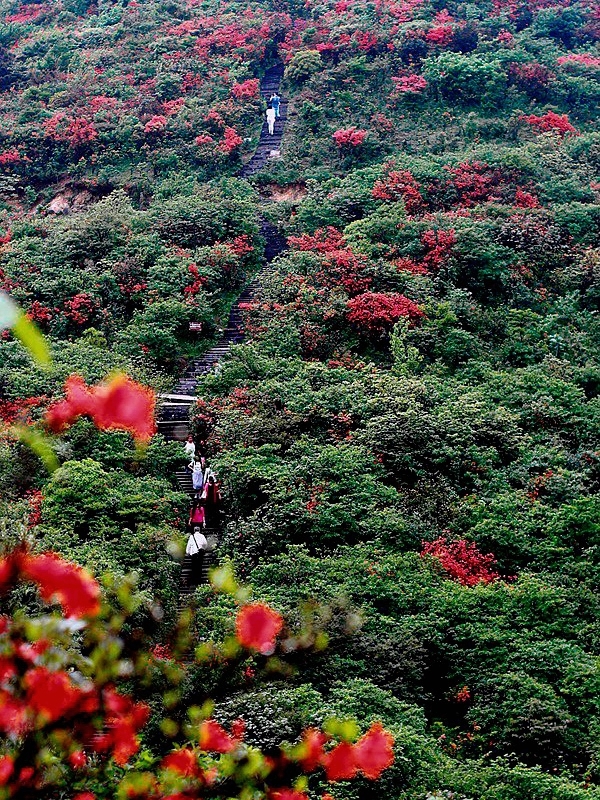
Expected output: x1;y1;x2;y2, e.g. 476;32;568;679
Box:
157;62;289;606
239;63;288;179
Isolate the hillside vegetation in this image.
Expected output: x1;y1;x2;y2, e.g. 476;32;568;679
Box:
1;0;600;797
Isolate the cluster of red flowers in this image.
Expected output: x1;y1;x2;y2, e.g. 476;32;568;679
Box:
392;74;428;94
63;293;96;325
421;537;500;586
144;115;168;134
288;228;371;295
4;3;47;23
521;111;578;135
421;228;457;270
45;374;157;441
372;168;424;213
557;53;600;67
43;113;98;147
164;716;394;795
220;126;243;153
347;292;424;332
0;148;21;165
231;78;260;99
0;396;45;425
332;127;367;147
0;548;396;798
0;549;100;618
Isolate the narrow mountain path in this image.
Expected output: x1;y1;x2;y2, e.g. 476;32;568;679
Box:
157;63;288;606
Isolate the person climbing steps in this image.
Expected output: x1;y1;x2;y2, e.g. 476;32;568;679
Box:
266;104;276;136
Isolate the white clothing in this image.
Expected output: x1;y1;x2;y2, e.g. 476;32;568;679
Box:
191;462;205;491
186;530;208;555
266;108;276;135
184;441;195;458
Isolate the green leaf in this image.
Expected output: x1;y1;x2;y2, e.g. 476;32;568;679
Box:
13;426;59;473
12;311;51;365
0;291;51;365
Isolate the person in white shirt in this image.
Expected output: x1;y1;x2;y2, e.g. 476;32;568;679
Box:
184;435;195;471
186;526;208;585
266;105;276;135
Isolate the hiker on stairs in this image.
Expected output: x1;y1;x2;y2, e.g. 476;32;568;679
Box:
186;525;208;586
203;475;222;528
184;435;196;467
270;92;281;118
188;498;206;530
266;104;276;136
190;457;206;496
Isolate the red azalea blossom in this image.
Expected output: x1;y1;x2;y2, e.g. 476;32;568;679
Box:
0;691;28;737
144;115;168;134
21;552;101;618
45;374;156;441
521;111;577;135
354;722;395;779
347;292;424;332
231;78;260;99
25;667;86;722
220;126;243;153
269;790;308;800
392;74;427;94
162;748;199;777
93;689;149;765
0;756;13;785
68;751;87;769
322;741;357;781
298;728;328;771
235;603;283;654
199;719;237;753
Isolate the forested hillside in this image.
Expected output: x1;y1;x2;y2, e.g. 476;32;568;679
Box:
1;0;599;797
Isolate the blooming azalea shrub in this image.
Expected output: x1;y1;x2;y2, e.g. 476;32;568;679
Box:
347;292;424;333
420;538;500;586
332;127;367;148
521;111;578;135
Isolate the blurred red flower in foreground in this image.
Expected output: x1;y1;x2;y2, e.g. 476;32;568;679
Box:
1;550;101;618
45;374;156;441
235;602;283;654
322;741;357;781
199;719;239;753
354;722;395;779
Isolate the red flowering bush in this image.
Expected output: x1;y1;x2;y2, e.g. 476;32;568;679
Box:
332;127;367;147
521;111;578;135
392;74;428;94
421;228;456;269
557;53;600;68
220;126;244;153
372;168;424;213
288;227;371;294
0;148;21;165
421;537;500;586
0;549;396;799
144;115;168;134
231;78;260;99
45;374;157;441
347;292;424;333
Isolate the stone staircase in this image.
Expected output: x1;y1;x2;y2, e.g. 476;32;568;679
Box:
239;63;288;179
157;62;289;604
